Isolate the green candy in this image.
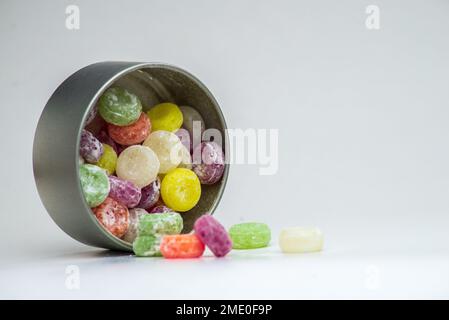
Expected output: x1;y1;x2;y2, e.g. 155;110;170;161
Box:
138;212;183;236
79;164;110;207
229;222;271;249
133;235;162;257
98;87;142;126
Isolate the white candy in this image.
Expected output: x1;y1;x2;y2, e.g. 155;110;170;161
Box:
178;145;192;170
116;145;160;188
279;227;323;253
143;130;183;174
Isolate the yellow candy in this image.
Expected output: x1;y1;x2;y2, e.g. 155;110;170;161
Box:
96;144;117;175
161;168;201;212
147;103;183;132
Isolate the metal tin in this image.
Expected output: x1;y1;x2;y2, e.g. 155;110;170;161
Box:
33;62;229;251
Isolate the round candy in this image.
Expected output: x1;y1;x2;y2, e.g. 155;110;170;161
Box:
123;208;149;243
133;235;162;257
160;234;205;259
149;205;173;214
194;215;232;257
192;142;225;185
279;227;324;253
80;129;104;163
96;130;119;154
107;112;151;145
93;197;129;238
161;168;201;212
175;128;192;152
116;145;160;188
99;87;142;126
138;212;183;236
143;131;183;174
179;105;205;138
228;223;271;249
96;144;117;175
147;102;183;132
108;175;141;208
138;178;161;210
79;164;110;207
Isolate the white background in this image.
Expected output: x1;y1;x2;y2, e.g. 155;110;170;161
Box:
0;0;448;299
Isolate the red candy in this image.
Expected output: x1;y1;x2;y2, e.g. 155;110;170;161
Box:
93;197;129;238
160;234;205;259
108;112;151;145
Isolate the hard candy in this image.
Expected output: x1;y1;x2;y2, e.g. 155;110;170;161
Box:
178;145;192;170
279;227;324;253
108;175;141;208
96;130;119;154
149;205;173;214
143;130;183;174
99;87;142;126
96;144;117;175
133;235;162;257
147;102;183;132
138;212;183;236
194;215;232;257
161;168;201;212
80;129;104;163
107;112;151;145
192;142;225;185
79;164;109;207
93;197;129;238
138;178;161;210
160;234;205;259
123;208;149;243
229;223;271;249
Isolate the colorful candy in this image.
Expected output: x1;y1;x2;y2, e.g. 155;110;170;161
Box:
160;234;205;259
138;178;161;210
147;102;183;132
123;208;148;243
279;227;324;253
96;144;117;175
138;212;183;235
143;130;183;174
79;164;110;207
161;168;201;212
194;215;232;257
107;112;151;145
96;130;119;154
80;129;104;163
229;223;271;249
116;145;160;188
133;235;162;257
93;197;129;238
192;142;225;185
108;175;141;208
99;87;142;126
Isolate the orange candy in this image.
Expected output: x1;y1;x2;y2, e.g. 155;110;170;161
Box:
107;112;151;145
160;234;205;259
93;197;129;238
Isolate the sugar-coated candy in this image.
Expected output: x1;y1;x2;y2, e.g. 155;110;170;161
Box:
192;142;225;185
229;223;271;249
138;212;183;236
107;112;151;145
85;105;97;125
179;105;205;138
79;164;110;207
178;145;192;170
194;215;232;257
93;197;129;238
123;208;149;243
99;87;142;126
160;234;205;259
150;205;173;214
96;144;117;175
80;129;104;163
96;130;119;154
108;175;141;208
279;227;323;253
133;235;162;257
161;168;201;212
147;102;183;132
116;145;160;188
138;178;160;210
143;130;183;174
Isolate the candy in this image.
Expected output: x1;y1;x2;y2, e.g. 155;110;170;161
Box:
96;130;119;154
79;164;110;207
178;145;192;170
93;197;129;238
123;208;148;243
116;145;160;188
161;168;201;212
133;235;162;257
79;155;85;165
192;142;225;185
175;128;192;152
96;144;117;175
147;102;183;132
150;205;173;214
194;215;232;257
108;175;141;208
107;112;151;145
80;129;104;163
143;131;183;174
160;234;205;259
99;87;142;126
229;223;271;249
138;178;161;210
138;212;183;235
279;227;324;253
179;105;205;138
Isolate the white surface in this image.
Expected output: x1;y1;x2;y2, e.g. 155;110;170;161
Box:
1;0;449;299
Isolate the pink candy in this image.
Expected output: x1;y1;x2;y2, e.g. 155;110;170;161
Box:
194;215;232;257
108;175;142;208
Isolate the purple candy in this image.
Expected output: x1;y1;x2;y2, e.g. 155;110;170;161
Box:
80;129;104;163
138;178;161;210
194;215;232;257
108;175;142;208
192;142;225;185
175;128;192;152
96;130;118;154
150;205;173;214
